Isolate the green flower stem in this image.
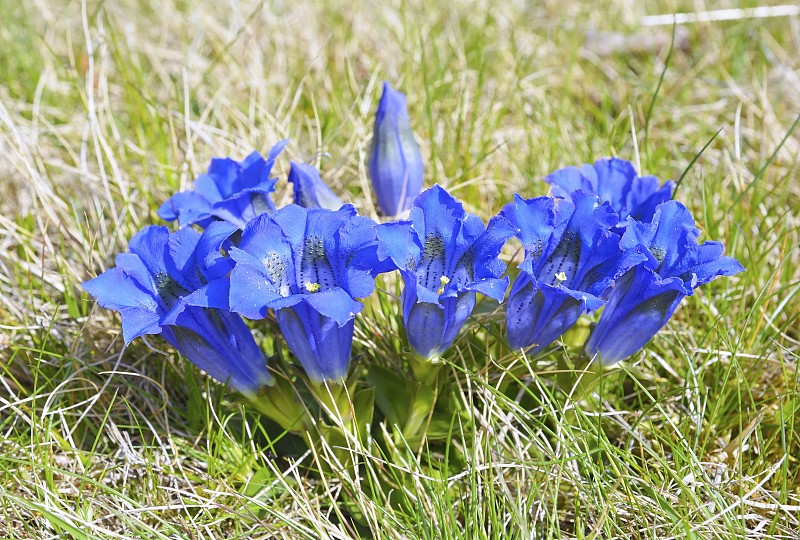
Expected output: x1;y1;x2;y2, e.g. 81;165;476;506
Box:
398;382;437;447
307;379;351;423
561;317;592;350
409;353;444;385
244;375;314;434
556;353;608;403
305;379;375;472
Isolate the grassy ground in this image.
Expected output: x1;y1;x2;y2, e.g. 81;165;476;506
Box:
1;0;799;538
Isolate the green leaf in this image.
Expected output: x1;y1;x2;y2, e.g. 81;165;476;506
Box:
367;365;413;427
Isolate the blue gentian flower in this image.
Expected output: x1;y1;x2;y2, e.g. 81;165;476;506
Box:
158;140;289;229
82;226;273;394
227;204;385;381
288;161;344;210
376;185;517;358
499;191;647;353
367;82;424;217
545;158;674;224
585;201;744;364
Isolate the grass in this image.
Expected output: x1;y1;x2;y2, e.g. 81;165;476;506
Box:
1;0;799;538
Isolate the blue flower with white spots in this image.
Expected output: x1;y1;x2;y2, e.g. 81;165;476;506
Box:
499;191;647;353
82;226;273;394
158;140;289;229
585;201;744;364
545;158;674;225
227;204;386;381
368;82;424;217
288;161;344;210
376;185;517;359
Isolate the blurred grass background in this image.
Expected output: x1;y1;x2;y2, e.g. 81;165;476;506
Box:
1;0;798;538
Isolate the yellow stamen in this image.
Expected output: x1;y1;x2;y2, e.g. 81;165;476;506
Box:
305;282;321;293
555;271;567;283
437;275;450;295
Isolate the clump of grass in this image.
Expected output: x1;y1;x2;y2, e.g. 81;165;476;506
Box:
1;0;798;538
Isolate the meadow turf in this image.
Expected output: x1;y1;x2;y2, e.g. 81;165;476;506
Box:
1;0;799;538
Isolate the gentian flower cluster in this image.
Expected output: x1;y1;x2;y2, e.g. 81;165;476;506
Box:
83;226;273;394
536;158;743;364
584;201;744;364
83;79;743;406
499;191;647;353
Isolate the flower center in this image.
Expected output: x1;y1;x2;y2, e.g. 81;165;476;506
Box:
301;234;336;292
155;272;189;308
538;230;580;287
649;244;667;273
437;275;450;295
305;281;321;293
419;232;446;291
262;251;292;296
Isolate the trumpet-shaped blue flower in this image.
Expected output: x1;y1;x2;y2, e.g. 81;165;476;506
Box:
545;158;674;224
376;185;517;358
500;191;647;353
585;201;744;364
367;82;424;217
158;140;289;229
227;204;386;381
82;226;273;394
288;161;344;210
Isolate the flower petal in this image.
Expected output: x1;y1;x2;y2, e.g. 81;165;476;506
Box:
157;191;214;228
546;158;673;223
162;278;232;325
196;220;239;280
276;303;354;381
82;267;159;314
405;292;476;358
235;215;295;296
165;309;273;393
585;265;686;364
303;287;363;326
210;183;277;228
288;161;344;210
118;307;163;343
499;194;560;275
376;221;420;270
619;200;743;290
127;226;171;279
167;226;204;291
229;263;283;319
267;138;290;161
463;276;509;302
505;273;603;352
82;268;162;342
672;241;745;287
